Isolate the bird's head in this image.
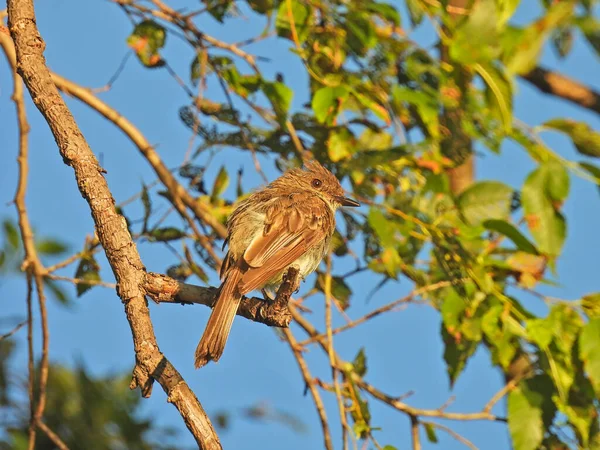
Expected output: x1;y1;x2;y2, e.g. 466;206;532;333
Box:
276;160;360;209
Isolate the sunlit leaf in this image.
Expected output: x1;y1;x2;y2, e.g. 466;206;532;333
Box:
327;128;354;162
423;422;438;443
127;20;166;68
211;166;230;203
544;119;600;158
2;219;19;250
508;377;556;450
503;2;574;74
450;0;500;64
352;348;367;377
36;239;68;256
483;219;538;254
263;81;293;124
74;254;101;297
147;227;186;242
521;164;568;256
457;181;514;226
580;318;600;396
312;86;349;125
276;0;313;43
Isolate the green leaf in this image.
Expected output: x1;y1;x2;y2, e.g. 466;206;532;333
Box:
202;0;233;23
392;86;438;138
442;325;477;387
483;219;538;254
457;181;514;226
315;273;352;309
127;20;166;68
312;86;349;125
345;12;377;56
476;63;513;133
579;162;600;196
141;182;151;232
423;422;438;443
576;15;600;56
526;318;553;349
247;0;275;14
503;2;574;74
327;129;354;162
44;278;71;306
36;239;68;256
74;255;101;297
582;293;600;319
441;288;466;331
450;0;500;64
508;386;545;450
147;227;186;242
211;166;230;203
356;128;393;151
275;0;313;43
497;0;520;27
263;82;293;124
2;219;19;250
352;348;367;377
544;119;600;158
580;318;600;396
366;1;400;27
552;27;574;58
508;376;556;450
352;91;391;125
405;0;423;27
367;209;396;248
521;164;568;256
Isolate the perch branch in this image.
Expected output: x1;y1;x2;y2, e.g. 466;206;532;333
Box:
144;271;294;328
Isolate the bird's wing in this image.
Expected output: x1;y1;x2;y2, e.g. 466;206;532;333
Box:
237;197;331;295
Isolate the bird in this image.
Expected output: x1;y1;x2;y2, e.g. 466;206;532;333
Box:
194;160;360;368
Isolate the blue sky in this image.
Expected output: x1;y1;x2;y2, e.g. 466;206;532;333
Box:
1;1;599;449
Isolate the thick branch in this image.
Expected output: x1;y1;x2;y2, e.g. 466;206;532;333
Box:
521;66;600;115
144;272;293;328
6;2;220;448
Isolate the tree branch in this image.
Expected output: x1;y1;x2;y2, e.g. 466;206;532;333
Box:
6;2;220;448
521;66;600;115
144;272;293;328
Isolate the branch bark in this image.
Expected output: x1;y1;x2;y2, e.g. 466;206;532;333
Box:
6;2;220;448
144;272;293;327
521;65;600;115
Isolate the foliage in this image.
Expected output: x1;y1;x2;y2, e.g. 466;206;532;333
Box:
2;0;600;449
123;0;600;446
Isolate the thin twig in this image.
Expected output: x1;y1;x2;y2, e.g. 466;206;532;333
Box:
25;274;35;450
45;274;117;289
91;51;132;93
410;415;421;450
0;320;26;341
290;307;505;423
423;421;477;450
299;281;449;346
283;328;334;450
37;421;70;450
324;254;349;450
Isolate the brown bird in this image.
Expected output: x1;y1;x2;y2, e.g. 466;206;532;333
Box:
194;160;359;368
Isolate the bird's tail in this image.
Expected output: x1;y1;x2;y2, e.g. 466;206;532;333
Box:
194;266;243;368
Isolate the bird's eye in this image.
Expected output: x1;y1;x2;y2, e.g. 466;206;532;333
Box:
311;178;323;189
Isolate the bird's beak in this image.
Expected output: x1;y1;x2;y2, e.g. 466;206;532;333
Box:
336;196;360;207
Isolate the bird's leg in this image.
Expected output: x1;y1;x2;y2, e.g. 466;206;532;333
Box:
261;288;275;302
